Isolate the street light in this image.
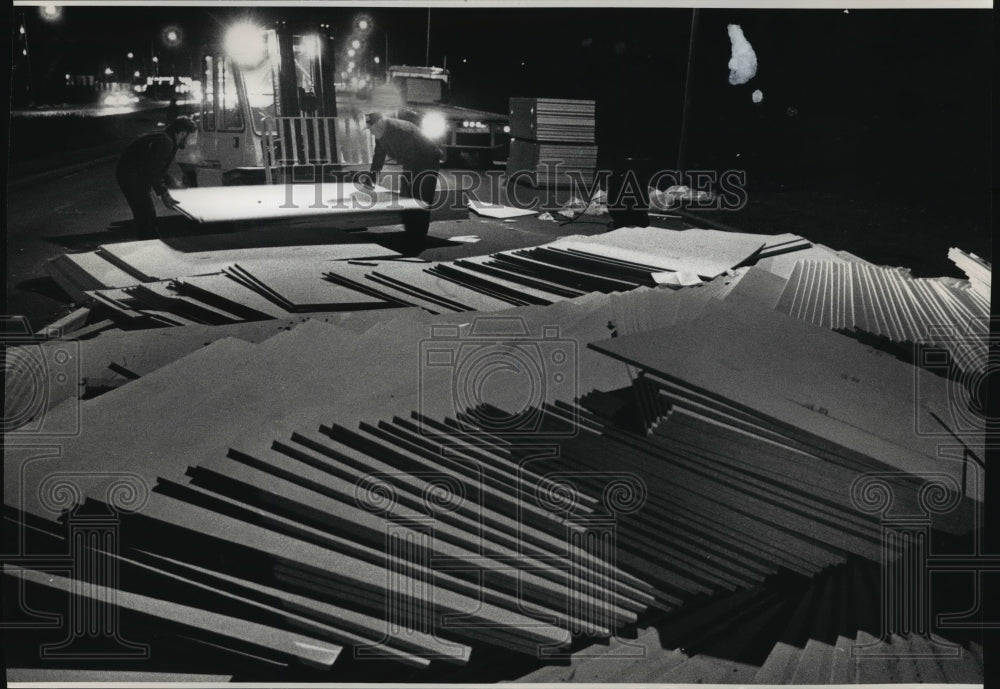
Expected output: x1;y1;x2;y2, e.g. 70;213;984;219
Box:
373;56;380;64
351;39;361;49
162;26;183;48
347;48;355;57
127;51;134;59
40;4;61;21
104;67;114;75
358;19;369;31
134;70;141;78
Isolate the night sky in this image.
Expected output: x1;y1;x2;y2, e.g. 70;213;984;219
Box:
9;4;993;193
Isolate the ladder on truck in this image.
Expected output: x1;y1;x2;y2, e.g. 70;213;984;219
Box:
262;115;375;184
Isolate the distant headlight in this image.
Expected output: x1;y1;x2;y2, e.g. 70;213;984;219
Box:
421;112;447;140
503;125;511;133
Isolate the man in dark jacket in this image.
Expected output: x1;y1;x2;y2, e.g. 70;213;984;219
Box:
359;112;441;254
116;116;198;238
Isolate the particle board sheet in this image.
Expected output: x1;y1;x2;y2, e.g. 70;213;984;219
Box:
323;268;450;314
754;244;848;280
529;405;882;567
47;252;144;301
427;262;560;306
226;261;396;312
4;566;343;669
123;282;247;325
948;247;991;303
96;240;402;282
466;202;538;219
169;183;420;224
723;266;789;310
131;550;465;665
192;451;640;630
175;274;293;319
547;227;766;280
508;98;596;142
368;262;516;312
5;670;235;682
588;300;983;500
775;260;990;372
132;493;570;654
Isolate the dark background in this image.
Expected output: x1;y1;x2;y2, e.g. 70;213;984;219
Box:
10;6;992;192
8;5;993;272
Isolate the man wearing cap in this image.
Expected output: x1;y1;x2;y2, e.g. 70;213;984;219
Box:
116;116;198;238
359;112;441;254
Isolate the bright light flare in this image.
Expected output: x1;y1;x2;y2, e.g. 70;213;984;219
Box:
40;4;61;21
421;112;447;140
299;34;322;59
162;26;184;48
225;22;268;67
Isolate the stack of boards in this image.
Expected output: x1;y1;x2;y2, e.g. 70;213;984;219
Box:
507;98;597;188
514;554;984;684
775;259;990;375
4;273;983;681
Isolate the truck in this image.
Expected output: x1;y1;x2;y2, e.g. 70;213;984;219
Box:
178;20;510;186
178;19;376;186
379;65;510;168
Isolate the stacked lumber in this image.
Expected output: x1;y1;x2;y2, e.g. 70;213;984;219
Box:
507;98;597;188
509;98;597;142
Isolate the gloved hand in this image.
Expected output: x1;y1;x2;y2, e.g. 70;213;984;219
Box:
160;191;180;209
356;170;377;189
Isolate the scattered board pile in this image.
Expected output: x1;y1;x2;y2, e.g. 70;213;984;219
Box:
507;98;598;187
5;260;985;681
948;247;991;304
514;555;984;684
45;228;775;329
775;260;990;374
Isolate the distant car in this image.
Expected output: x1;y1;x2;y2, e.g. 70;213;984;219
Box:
102;93;140;107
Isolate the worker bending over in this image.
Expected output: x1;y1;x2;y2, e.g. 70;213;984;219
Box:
116;116;197;239
360;112;442;255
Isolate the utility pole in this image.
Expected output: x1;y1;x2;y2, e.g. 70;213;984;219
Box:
677;8;699;174
20;11;34;105
425;8;431;66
